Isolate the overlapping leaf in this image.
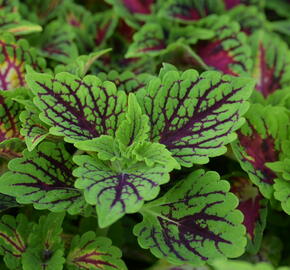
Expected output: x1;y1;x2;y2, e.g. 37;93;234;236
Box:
212;259;290;270
26;72;127;143
17;99;50;152
0;33;45;90
0;214;30;270
126;22;213;58
22;213;65;270
194;15;252;76
266;149;290;215
232;104;288;198
66;231;127;270
134;169;246;266
73;143;176;228
137;67;253;167
0;94;23;144
250;31;290;98
230;176;267;253
0;141;88;214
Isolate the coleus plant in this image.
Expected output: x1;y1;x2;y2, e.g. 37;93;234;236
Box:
0;0;289;270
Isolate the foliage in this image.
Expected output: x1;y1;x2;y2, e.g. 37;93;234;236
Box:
0;0;289;269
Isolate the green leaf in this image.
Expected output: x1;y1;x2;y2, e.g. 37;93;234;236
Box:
55;49;112;78
0;10;42;36
0;214;30;270
0;141;88;214
137;68;253;167
134;169;246;266
38;20;78;64
73;151;173;228
116;93;150;149
25;72;127;143
126;23;167;58
66;231;127;270
22;213;65;270
19;105;49;152
211;260;290;270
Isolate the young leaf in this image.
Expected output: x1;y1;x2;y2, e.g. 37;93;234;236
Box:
0;33;45;90
55;49;112;78
66;231;127;270
116;93;150;149
0;214;30;270
0;141;88;214
250;31;290;98
137;68;253;167
231;104;288;198
22;213;65;270
134;169;246;266
73;151;173;228
230;176;267;254
25;72;127;143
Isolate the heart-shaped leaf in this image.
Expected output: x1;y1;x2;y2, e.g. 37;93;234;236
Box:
134;169;246;266
0;214;30;270
22;213;65;270
66;231;127;270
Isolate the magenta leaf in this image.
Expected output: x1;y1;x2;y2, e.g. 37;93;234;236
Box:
194;15;252;76
231;104;288;198
250;31;290;98
230;176;267;253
